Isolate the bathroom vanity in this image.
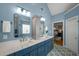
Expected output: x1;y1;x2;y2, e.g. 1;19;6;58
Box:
0;12;53;56
0;36;53;56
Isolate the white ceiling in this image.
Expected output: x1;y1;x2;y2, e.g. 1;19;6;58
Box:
47;3;77;16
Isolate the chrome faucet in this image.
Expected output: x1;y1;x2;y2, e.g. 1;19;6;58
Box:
20;37;25;42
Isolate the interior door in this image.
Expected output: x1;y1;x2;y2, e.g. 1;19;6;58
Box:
66;16;78;54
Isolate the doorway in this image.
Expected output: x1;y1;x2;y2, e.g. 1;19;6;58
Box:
52;21;64;46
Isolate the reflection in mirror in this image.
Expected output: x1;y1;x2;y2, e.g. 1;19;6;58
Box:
22;24;30;34
45;26;48;34
40;17;45;37
40;21;45;37
14;14;19;37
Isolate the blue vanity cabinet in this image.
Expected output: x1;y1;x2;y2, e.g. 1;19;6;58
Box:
30;49;38;56
15;49;27;56
14;47;30;56
37;45;45;56
30;41;45;56
50;38;53;50
37;40;47;56
29;44;38;56
37;38;53;56
8;47;31;56
8;38;53;56
44;43;49;55
45;38;53;55
43;40;51;55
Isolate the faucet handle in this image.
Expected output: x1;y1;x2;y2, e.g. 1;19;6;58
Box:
20;38;23;42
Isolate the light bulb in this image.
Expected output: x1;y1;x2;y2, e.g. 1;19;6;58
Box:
16;7;21;14
45;26;48;31
26;11;31;17
41;17;45;22
22;9;26;15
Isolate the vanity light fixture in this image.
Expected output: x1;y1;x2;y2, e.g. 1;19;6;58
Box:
16;7;22;14
26;11;31;17
16;6;31;17
22;9;26;15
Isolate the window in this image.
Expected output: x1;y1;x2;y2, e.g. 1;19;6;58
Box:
3;21;11;32
22;24;30;34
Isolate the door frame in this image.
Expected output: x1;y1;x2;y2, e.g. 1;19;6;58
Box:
66;16;79;55
52;20;65;46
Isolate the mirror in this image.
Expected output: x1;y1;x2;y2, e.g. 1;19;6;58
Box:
40;21;45;36
2;21;11;32
14;14;19;37
14;13;31;38
45;26;48;34
40;17;45;37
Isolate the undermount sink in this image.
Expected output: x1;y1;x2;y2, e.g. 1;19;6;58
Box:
41;36;48;38
19;39;36;48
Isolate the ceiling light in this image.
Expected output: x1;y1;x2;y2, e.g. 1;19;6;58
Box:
26;11;31;17
16;7;21;14
41;17;45;22
22;9;26;15
16;7;31;17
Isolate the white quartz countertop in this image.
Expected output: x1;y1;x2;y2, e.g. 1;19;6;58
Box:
0;36;53;56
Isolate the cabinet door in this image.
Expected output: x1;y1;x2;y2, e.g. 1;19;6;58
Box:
37;46;44;56
41;46;45;56
30;49;37;56
37;47;41;56
15;47;30;56
44;44;48;56
29;44;38;56
48;39;53;51
15;49;27;56
51;39;53;49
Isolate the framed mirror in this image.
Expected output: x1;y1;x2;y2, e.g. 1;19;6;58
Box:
14;13;31;38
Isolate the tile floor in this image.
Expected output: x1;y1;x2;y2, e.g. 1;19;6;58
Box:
47;44;77;56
